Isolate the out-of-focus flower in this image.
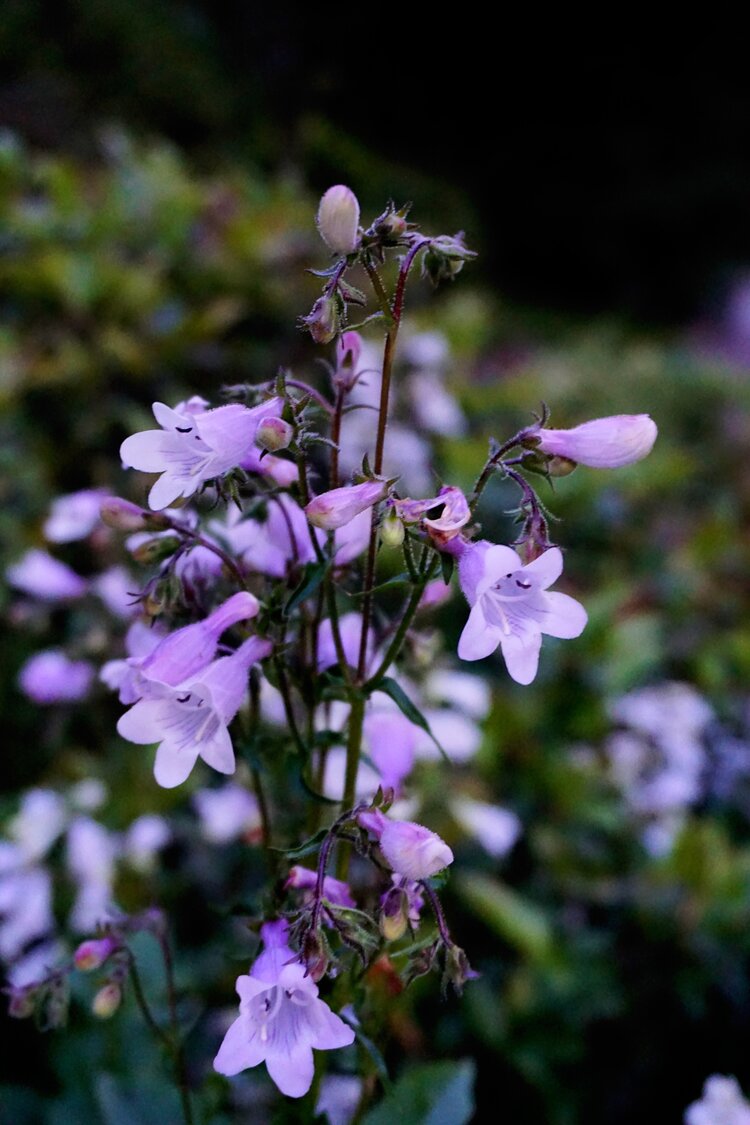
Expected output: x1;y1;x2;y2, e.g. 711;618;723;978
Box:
92;982;122;1019
457;543;587;684
18;650;95;705
7;790;67;862
213;919;354;1097
122;814;171;871
93;566;139;618
100;619;167;704
316;1074;363;1125
74;935;119;971
67;817;117;932
378;819;454;881
316;186;360;255
450;796;522;858
0;858;53;961
531;415;657;469
120;397;283;510
306;480;389;531
117;636;271;787
684;1075;750;1125
317;613;372;674
6;549;87;601
193;784;261;844
44;488;109;543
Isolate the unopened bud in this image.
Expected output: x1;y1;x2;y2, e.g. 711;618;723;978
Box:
379;887;409;942
129;535;181;565
303;932;330;982
300;294;340;345
379;819;454;881
372;204;409;243
528;414;658;469
545;455;577;477
422;233;476;287
92;982;122;1019
256;416;294;452
74;936;118;972
317;185;361;255
380;508;405;548
8;987;36;1019
100;497;150;532
444;943;480;995
306;479;389;531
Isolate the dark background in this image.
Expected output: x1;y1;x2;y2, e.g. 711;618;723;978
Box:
3;7;749;323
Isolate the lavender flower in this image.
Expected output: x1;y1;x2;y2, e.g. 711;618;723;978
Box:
117;636;271;787
457;542;587;684
18;650;95;704
377;819;454;881
684;1075;750;1125
44;488;109;542
316;186;361;255
213;919;354;1097
193;784;261;844
120;397;283;510
532;414;657;469
306;480;389;532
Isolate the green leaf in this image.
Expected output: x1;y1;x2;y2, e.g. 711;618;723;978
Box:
362;1060;476;1125
349;573;411;598
439;553;454;584
375;678;448;762
455;873;553;963
300;765;340;806
273;827;329;860
285;560;328;615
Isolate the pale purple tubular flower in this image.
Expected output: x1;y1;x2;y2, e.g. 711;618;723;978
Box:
393;485;470;547
533;414;657;468
213;919;354;1098
18;650;95;704
363;706;421;793
379;819;454;881
6;549;87;601
214;495;316;579
457;542;587;685
306;480;389;531
135;591;259;688
44;488;109;543
239;445;298;487
316;185;361;256
285;866;355;909
332;507;371;566
117;635;272;788
120;397;283;510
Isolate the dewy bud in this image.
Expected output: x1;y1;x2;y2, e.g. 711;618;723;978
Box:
316;185;361;255
92;982;122;1019
256;416;294;452
380;507;405;548
305;480;389;531
379;820;454;881
530;414;658;469
74;936;119;972
379;886;409;942
300;294;340;345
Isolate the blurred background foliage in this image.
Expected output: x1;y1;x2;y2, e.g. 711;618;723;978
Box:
2;12;750;1125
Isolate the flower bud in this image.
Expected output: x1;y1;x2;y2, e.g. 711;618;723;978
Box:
256;416;294;452
372;203;409;244
100;497;151;532
380;507;405;548
129;535;181;565
302;931;330;982
74;936;119;972
317;185;361;255
300;294;340;345
8;987;37;1019
379;820;454;881
379;886;410;942
306;480;389;531
422;234;476;287
92;982;122;1019
529;414;657;468
334;331;363;390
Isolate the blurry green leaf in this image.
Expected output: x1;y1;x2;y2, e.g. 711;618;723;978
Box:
455;873;553;962
274;827;329;860
374;678;448;762
285;560;329;615
362;1059;475;1125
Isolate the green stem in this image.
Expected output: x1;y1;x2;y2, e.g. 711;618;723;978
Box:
336;694;366;879
154;934;195;1125
365;549;439;687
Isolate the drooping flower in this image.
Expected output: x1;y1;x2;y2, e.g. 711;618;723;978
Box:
370;817;454;881
393;485;470;547
316;186;361;256
18;650;95;705
120;397;283;510
306;480;389;531
117;636;271;787
457;542;587;684
531;414;657;469
6;549;87;601
213;919;354;1098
